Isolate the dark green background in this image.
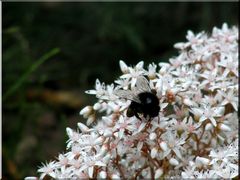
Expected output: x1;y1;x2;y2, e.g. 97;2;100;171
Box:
2;2;238;179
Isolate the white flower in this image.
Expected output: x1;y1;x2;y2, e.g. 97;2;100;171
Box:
162;132;185;159
113;115;136;139
181;166;195;178
79;156;106;178
120;61;145;88
38;161;57;179
209;147;237;165
199;68;219;87
218;89;238;111
115;78;131;90
213;163;238;179
85;79;106;98
66;128;81;149
191;105;224;126
218;54;238;77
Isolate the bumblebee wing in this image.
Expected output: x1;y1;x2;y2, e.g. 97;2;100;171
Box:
114;89;141;103
135;76;151;93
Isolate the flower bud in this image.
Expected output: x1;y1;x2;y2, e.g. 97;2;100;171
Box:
66;127;73;137
24;177;38;180
183;98;194;106
102;116;113;126
93;102;101;110
108;102;120;112
160;141;168;151
103;154;111;163
103;129;113;137
196;156;210;165
94;136;104;145
149;133;157;140
154;168;163;179
119;60;129;73
169;158;179;166
211;138;217;147
79;106;93;116
77;122;89;133
219;123;231;131
205;123;213;131
97;145;108;158
189;161;195;167
151;147;158;158
86;115;95;126
111;174;120;179
99;171;107;179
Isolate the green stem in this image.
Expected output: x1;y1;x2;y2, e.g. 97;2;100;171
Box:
3;48;60;101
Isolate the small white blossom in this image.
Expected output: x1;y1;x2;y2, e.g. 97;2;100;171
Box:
218;89;238;111
192;105;224;127
38;161;57;179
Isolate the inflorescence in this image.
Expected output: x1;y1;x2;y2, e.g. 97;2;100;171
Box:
36;23;238;179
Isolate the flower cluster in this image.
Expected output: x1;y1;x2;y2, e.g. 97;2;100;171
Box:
37;23;238;179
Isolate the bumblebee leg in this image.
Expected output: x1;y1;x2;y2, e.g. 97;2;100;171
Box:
144;114;151;121
134;112;142;121
146;120;152;129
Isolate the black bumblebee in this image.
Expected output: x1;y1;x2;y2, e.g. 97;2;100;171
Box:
115;76;160;121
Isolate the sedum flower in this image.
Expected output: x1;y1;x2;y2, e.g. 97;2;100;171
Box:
218;89;238;111
35;23;238;179
38;161;57;179
191;104;224;127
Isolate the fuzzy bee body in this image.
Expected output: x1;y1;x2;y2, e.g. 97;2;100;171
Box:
115;76;160;121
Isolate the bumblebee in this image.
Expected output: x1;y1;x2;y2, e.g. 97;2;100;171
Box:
115;76;160;120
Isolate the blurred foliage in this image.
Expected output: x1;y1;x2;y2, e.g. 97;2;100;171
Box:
2;2;238;179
